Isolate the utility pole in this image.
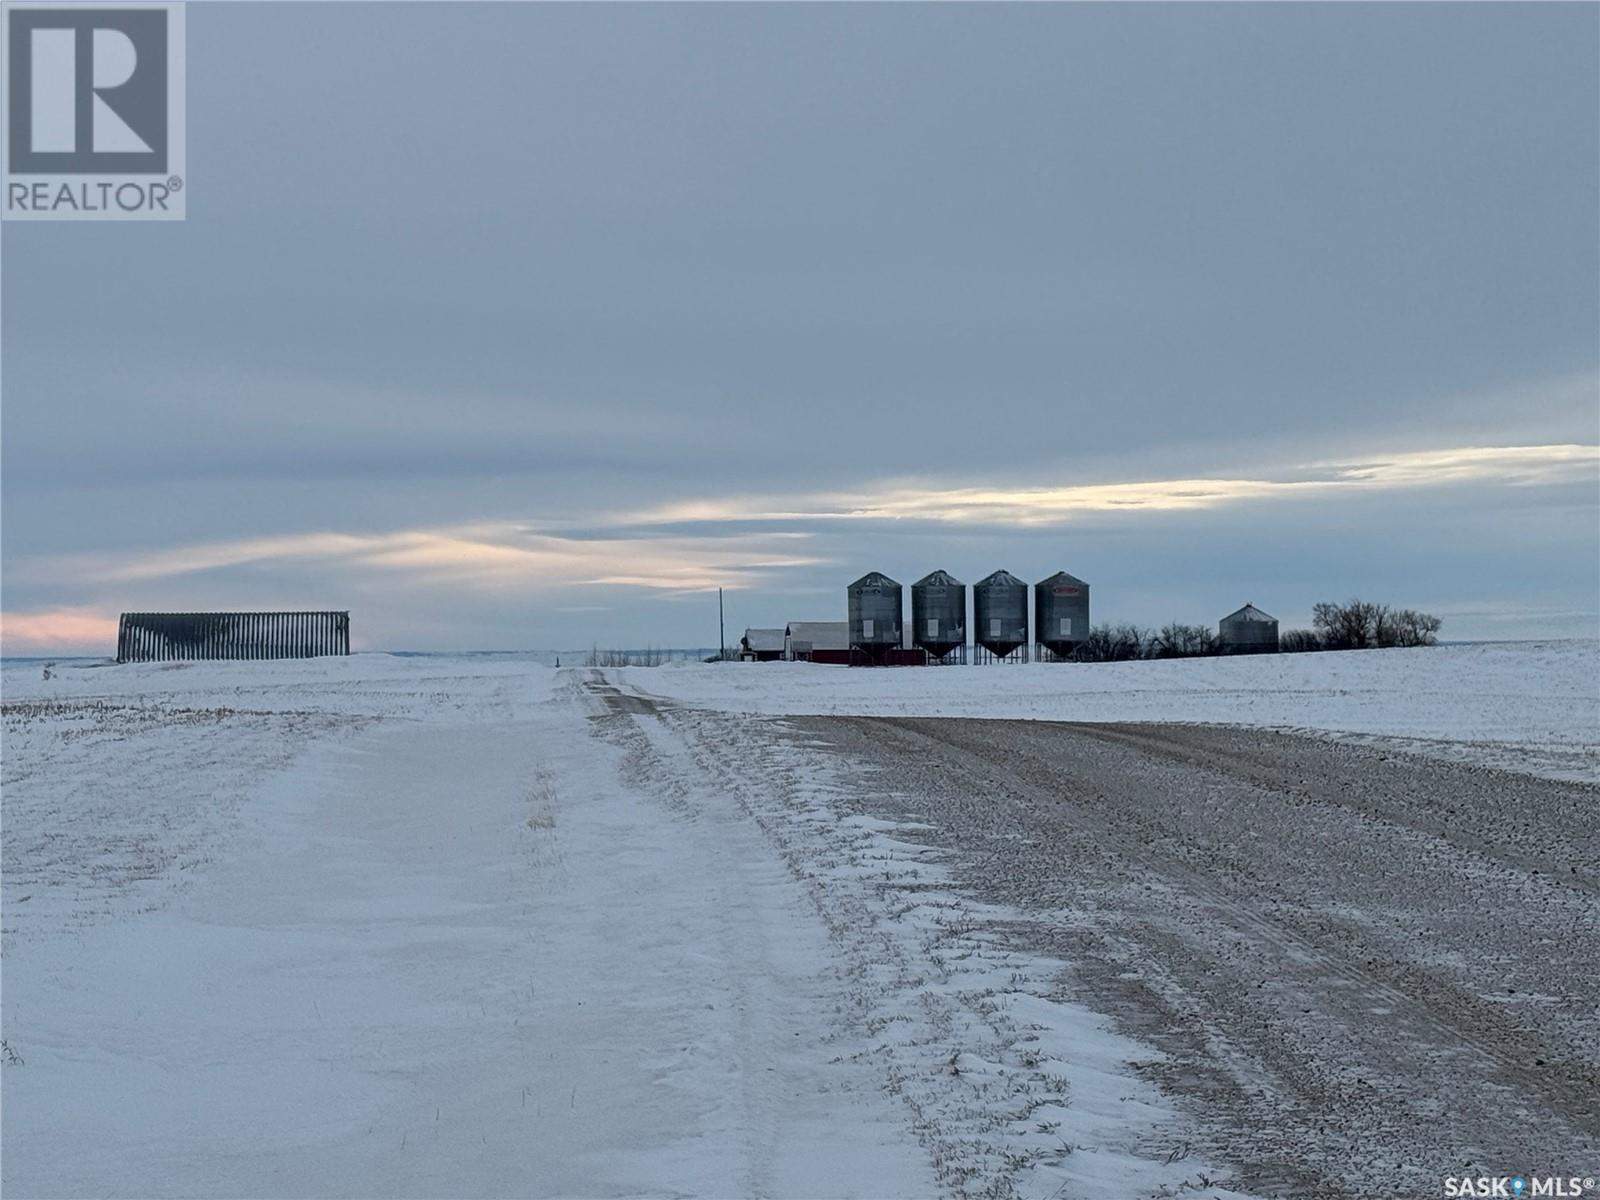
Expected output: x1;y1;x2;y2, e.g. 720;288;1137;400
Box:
718;587;726;661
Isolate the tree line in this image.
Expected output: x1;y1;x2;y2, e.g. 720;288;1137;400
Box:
1068;598;1442;663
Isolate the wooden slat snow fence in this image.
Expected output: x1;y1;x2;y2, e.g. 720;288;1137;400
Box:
115;612;350;663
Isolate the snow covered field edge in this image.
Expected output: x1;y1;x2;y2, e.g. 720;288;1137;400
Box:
622;641;1600;782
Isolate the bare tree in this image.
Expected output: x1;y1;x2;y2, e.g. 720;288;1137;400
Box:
1313;599;1439;650
1379;608;1442;647
1313;599;1386;650
1278;629;1323;653
1074;623;1153;662
1153;623;1218;658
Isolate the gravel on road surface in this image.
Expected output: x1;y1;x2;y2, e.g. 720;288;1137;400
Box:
793;716;1600;1198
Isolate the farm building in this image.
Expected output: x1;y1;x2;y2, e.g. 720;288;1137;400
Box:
116;611;350;663
1219;604;1279;653
784;621;850;665
739;628;786;662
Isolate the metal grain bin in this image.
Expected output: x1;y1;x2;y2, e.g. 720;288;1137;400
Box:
912;570;966;661
847;572;903;653
973;570;1029;658
1219;603;1279;654
1035;571;1090;661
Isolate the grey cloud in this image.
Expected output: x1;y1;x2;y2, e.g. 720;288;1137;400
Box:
2;3;1595;652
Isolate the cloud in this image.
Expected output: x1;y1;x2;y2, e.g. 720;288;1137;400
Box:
616;443;1598;529
3;439;1593;653
10;442;1590;610
22;523;827;595
1308;444;1598;488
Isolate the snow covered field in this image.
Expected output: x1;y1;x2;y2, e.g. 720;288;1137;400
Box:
1;644;1595;1198
624;641;1600;782
2;656;1243;1199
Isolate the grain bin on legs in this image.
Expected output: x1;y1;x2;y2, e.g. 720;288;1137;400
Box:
973;570;1029;662
847;572;904;663
911;570;966;662
1035;572;1090;661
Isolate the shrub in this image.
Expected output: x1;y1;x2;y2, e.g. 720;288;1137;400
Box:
1152;623;1218;658
585;644;665;667
1073;623;1153;662
1278;628;1323;653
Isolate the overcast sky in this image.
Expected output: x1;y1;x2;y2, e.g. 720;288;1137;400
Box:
3;2;1597;654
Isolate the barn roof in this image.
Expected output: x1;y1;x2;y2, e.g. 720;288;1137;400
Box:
1221;603;1276;624
741;627;786;652
785;621;849;650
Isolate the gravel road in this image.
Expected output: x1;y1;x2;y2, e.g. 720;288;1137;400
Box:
792;717;1600;1198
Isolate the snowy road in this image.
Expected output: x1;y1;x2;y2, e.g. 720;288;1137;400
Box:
790;716;1600;1197
3;650;1595;1199
581;674;1600;1198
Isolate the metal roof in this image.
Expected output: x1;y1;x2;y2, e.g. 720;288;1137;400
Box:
1221;603;1276;623
914;568;964;588
848;571;901;591
1036;570;1090;588
784;621;849;650
975;569;1027;589
741;627;786;652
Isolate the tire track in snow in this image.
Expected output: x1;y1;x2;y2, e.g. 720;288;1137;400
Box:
795;715;1600;1199
582;670;933;1199
586;671;1251;1200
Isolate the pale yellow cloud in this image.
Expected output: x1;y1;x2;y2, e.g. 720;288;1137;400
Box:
10;443;1592;600
621;443;1597;528
23;523;827;594
1310;443;1598;488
